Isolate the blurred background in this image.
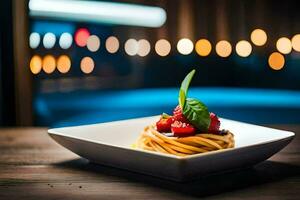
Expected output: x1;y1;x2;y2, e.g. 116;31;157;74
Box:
0;0;300;127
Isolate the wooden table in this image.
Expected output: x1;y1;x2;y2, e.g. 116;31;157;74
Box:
0;126;299;199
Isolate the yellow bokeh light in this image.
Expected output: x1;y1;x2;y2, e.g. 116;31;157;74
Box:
235;40;252;57
80;57;94;74
177;38;194;55
42;55;56;74
195;39;212;56
155;39;171;56
250;29;267;46
276;37;292;54
106;36;119;53
57;55;71;73
268;52;285;70
291;34;300;52
30;55;42;74
137;39;151;57
216;40;232;57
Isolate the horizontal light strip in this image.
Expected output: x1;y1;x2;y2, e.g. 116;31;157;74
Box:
29;0;167;28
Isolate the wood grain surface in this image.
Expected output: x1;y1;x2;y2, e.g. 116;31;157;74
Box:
0;126;299;200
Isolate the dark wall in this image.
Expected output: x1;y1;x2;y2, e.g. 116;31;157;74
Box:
0;0;16;126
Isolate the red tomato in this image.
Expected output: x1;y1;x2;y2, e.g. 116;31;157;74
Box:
171;120;195;137
156;117;173;132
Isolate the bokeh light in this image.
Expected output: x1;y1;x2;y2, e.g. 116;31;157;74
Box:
29;55;42;74
125;39;139;56
59;32;73;49
75;28;90;47
80;57;94;74
105;36;119;53
291;34;300;52
137;39;151;57
87;35;100;52
29;32;40;49
235;40;252;57
195;39;212;56
57;55;71;73
43;32;56;49
177;38;194;55
216;40;232;57
250;29;267;46
276;37;292;54
42;55;56;74
268;52;285;70
155;39;171;56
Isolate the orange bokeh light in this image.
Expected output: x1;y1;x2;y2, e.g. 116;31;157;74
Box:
30;55;42;74
195;39;212;56
42;55;56;74
250;29;267;46
57;55;71;73
80;57;94;74
291;34;300;52
106;36;119;53
216;40;232;57
268;52;285;70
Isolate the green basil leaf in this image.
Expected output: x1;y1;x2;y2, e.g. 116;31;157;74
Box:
161;113;170;119
179;89;186;108
183;98;211;131
178;69;196;108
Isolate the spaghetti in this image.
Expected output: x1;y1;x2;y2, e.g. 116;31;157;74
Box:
136;125;235;156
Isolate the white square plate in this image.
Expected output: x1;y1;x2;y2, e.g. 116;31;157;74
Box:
48;116;295;181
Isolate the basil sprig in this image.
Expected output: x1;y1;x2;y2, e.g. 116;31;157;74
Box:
178;70;211;131
179;69;195;108
161;113;170;119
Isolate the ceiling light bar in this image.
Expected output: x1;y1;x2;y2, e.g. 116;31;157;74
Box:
29;0;167;28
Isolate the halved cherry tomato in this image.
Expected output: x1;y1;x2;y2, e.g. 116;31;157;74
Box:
156;117;173;132
171;120;195;137
208;112;220;133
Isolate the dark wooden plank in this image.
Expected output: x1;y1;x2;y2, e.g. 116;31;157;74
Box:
0;126;299;199
0;128;77;165
12;0;33;126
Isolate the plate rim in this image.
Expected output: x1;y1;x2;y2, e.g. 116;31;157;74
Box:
48;116;295;160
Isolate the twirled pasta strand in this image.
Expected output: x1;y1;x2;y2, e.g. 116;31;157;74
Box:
136;125;235;156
